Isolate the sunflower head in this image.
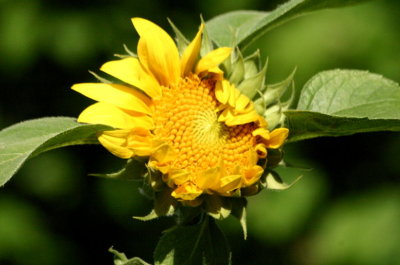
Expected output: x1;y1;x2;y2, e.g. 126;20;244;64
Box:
72;18;290;219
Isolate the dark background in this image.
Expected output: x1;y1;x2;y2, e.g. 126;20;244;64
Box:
0;0;399;264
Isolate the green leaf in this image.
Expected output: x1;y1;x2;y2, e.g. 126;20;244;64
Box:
286;70;400;142
154;217;231;265
285;110;400;142
167;18;189;54
206;0;371;50
298;70;400;119
0;117;111;186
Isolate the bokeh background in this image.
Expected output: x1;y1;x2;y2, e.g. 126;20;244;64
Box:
1;0;399;264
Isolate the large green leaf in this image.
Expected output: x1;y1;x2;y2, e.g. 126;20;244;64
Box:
206;0;371;49
285;110;400;142
297;70;400;118
154;217;231;265
286;70;400;142
0;117;110;186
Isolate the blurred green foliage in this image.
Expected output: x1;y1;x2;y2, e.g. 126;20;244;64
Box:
0;0;399;264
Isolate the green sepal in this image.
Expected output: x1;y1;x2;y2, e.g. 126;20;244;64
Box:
224;47;266;100
262;170;302;190
203;196;248;239
123;44;137;57
228;48;245;86
133;209;159;222
204;195;232;220
174;206;203;225
200;15;214;56
147;168;166;192
88;70;112;84
259;67;296;105
254;67;296;129
243;49;262;79
265;148;284;168
114;44;137;58
230;198;248;239
90;158;147;180
154;188;178;217
138;172;156;199
134;187;177;221
109;247;151;265
167;18;190;54
264;105;285;130
238;58;267;99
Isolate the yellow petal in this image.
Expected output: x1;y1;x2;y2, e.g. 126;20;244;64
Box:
254;143;267;159
151;143;177;164
98;130;134;159
98;128;154;159
215;81;229;105
224;110;260;126
247;148;259;165
72;83;152;115
218;174;242;193
228;82;240;107
195;167;221;190
242;165;263;186
217;108;233;123
181;23;204;76
78;102;154;129
137;38;150;73
206;67;225;80
267;128;289;149
252;128;270;140
132;17;180;85
216;80;251;113
235;94;251;112
172;182;203;201
126;128;154;156
195;47;232;74
149;143;177;174
100;57;162;99
168;169;190;185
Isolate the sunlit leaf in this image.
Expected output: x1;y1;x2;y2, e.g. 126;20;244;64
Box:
286;70;400;142
0;117;110;186
298;69;400;118
206;0;371;49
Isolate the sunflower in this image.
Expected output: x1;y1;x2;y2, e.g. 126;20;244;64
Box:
72;18;288;202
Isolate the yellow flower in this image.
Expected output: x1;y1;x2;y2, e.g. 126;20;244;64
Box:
72;18;289;202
